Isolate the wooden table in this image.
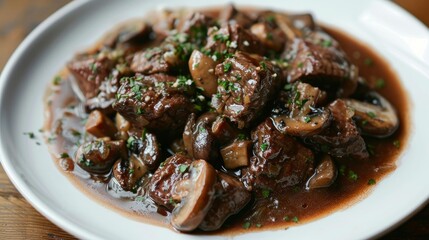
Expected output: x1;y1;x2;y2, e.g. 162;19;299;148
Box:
0;0;428;239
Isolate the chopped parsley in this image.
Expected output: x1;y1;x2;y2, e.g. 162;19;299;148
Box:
237;133;246;140
223;62;232;72
242;221;251;229
364;58;373;66
89;62;98;74
339;165;346;176
127;136;136;149
366;111;377;118
213;33;229;42
283;216;290;221
129;169;135;174
393;140;400;149
304;116;311;123
297;62;304;68
368;179;376;185
348;170;359;181
141;128;147;141
283;83;293;91
259;61;267;70
59;153;69;158
291;216;299;223
24;132;35;139
261;188;271;198
255;223;262;228
375;78;385;89
53;76;62;85
179;164;188;173
266;15;275;23
321;39;332;47
260;142;269;152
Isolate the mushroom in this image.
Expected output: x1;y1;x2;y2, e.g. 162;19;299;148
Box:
211;117;239;144
170;160;217;232
103;20;152;48
188;50;218;97
75;140;127;174
272;82;331;137
115;113;130;140
344;91;399;138
85;110;117;139
306;154;337;190
220;140;252;169
183;112;219;164
113;155;149;192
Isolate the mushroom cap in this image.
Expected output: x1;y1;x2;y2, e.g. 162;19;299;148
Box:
171;160;217;232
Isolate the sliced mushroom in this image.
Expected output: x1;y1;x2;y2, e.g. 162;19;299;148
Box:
115;113;130;140
306;155;337;190
75;140;127;174
85;110;117;139
220;140;252;169
171;160;217;232
188;50;218;97
272;82;331;137
113;155;149;192
211;117;239;145
183;112;220;164
344;92;399;138
127;131;163;170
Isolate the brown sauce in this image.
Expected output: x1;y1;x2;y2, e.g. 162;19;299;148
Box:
43;8;409;235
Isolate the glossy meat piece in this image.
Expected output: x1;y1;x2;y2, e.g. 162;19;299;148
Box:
127;131;163;170
218;4;254;28
241;119;315;190
102;19;153;49
148;154;193;210
305;99;369;160
112;74;196;134
85;69;121;114
131;33;194;74
67;55;115;99
211;52;284;129
204;22;265;59
284;29;358;98
199;172;251;231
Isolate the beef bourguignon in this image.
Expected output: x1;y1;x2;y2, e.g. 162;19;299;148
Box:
43;5;409;233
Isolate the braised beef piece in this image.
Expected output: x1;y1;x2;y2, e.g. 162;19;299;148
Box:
218;4;254;28
102;20;153;50
241;119;315;191
148;154;193;210
305;99;369;160
204;22;266;59
67;55;116;99
179;12;212;46
127;131;163;170
112;74;196;134
85;69;121;115
199;172;251;231
131;34;194;74
211;52;284;129
284;29;358;98
183;113;220;165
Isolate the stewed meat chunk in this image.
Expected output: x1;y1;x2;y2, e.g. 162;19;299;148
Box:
211;52;284;128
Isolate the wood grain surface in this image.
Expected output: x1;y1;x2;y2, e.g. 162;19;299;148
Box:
0;0;428;239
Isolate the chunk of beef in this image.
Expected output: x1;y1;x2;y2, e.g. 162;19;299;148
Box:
218;4;254;28
67;55;115;99
250;22;286;52
305;99;369;160
241;119;315;191
102;20;153;49
148;154;193;210
283;29;358;98
179;12;212;46
204;23;265;59
84;70;120;114
113;155;149;192
211;52;284;129
112;74;196;134
199;172;251;231
131;33;194;74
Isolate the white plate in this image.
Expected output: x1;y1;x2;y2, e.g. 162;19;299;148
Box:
1;0;429;239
